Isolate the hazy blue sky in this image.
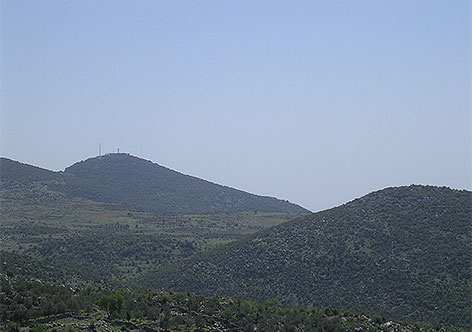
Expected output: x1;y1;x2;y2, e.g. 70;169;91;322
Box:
1;1;470;211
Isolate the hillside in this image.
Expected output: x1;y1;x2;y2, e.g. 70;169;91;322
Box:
1;275;459;332
0;158;58;188
0;155;308;214
144;185;472;328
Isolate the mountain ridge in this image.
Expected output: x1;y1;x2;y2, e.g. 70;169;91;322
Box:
0;154;309;214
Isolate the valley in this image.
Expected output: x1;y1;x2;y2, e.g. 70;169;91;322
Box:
0;183;300;288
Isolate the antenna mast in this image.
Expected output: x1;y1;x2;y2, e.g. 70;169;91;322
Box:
99;143;101;157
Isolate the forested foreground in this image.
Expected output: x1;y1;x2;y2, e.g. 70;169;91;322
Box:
0;276;463;332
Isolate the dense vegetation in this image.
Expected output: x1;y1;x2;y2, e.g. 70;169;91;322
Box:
0;252;76;286
0;155;308;214
0;160;57;189
144;186;472;328
26;228;198;287
1;276;460;332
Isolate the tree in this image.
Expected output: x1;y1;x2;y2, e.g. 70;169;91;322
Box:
99;293;124;317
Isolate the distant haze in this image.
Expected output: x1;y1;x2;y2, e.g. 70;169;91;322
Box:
1;1;470;212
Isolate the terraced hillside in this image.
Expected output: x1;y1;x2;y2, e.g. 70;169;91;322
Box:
0;185;301;287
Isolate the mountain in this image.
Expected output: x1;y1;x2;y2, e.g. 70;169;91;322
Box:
0;158;58;188
144;185;472;328
3;156;469;327
0;154;308;214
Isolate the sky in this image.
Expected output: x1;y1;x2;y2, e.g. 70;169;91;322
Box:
1;0;470;212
